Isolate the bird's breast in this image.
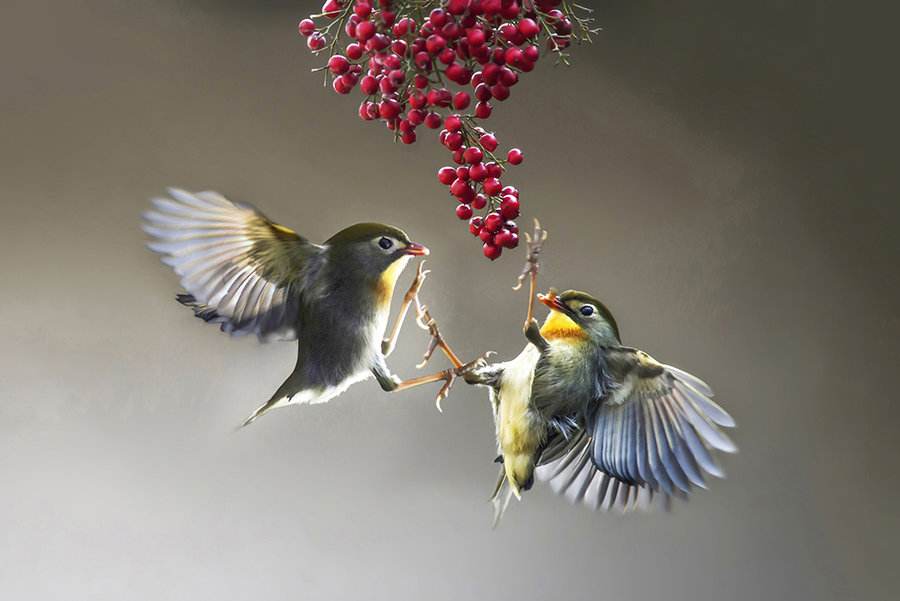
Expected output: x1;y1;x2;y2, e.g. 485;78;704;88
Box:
496;345;543;492
373;255;411;312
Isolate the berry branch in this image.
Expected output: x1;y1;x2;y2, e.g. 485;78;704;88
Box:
298;0;595;259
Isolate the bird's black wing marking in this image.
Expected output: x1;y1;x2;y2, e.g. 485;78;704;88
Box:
587;347;737;498
143;189;325;342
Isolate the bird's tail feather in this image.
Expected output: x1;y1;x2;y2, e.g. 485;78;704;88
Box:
237;393;292;430
490;467;516;528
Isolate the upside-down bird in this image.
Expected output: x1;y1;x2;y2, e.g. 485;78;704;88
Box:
143;188;463;427
465;287;737;524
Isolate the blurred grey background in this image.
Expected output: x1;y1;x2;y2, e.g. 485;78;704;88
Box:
1;1;897;599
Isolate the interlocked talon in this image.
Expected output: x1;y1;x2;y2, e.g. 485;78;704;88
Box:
381;261;490;410
419;352;495;413
512;218;548;331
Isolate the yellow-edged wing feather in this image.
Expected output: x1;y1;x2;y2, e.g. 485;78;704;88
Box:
143;189;324;341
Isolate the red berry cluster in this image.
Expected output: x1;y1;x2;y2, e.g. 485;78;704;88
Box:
298;0;596;259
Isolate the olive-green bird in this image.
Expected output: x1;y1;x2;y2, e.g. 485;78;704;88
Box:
465;288;737;524
143;188;448;427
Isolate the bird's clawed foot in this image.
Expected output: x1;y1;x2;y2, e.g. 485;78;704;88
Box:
405;260;430;304
415;300;463;370
512;219;548;331
382;261;431;357
431;352;496;412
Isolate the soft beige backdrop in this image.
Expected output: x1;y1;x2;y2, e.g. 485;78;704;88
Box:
1;1;897;600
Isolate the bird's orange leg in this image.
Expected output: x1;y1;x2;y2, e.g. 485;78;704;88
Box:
382;261;430;357
414;303;464;369
513;219;548;333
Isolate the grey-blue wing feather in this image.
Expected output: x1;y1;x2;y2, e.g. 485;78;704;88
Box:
588;347;736;499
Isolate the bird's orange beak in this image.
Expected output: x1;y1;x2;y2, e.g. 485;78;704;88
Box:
537;289;566;312
404;242;430;256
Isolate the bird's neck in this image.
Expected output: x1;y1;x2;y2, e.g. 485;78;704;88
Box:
373;255;411;311
540;311;588;342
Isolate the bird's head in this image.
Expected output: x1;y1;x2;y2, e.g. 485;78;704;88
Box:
325;223;428;301
537;288;621;344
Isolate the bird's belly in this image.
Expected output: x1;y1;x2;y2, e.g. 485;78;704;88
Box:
496;345;542;491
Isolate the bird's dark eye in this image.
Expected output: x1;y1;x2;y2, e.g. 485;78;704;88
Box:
378;237;393;250
580;305;595;317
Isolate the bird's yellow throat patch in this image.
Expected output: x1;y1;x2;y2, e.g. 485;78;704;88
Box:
540;310;588;341
375;256;410;307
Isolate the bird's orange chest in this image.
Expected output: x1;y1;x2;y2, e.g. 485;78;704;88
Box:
373;257;409;310
540;311;588;341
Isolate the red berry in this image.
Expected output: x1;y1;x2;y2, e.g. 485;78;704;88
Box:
322;0;342;18
507;148;524;165
464;146;483;164
401;130;417;144
427;88;452;107
469;216;484;235
524;45;540;63
493;228;512;248
450;178;472;198
556;18;574;36
467;27;486;47
379;76;397;94
445;132;464;150
499;67;518;87
358;101;376;120
499;23;518;42
328;55;350;74
501;1;520;19
448;0;469;15
505;47;524;67
479;133;498;151
501;185;519;197
360;75;378;95
409;91;427;108
426;34;446;54
469;162;488;181
495;229;519;248
483;243;502;260
472;193;488;209
299;19;316;36
356;20;375;41
354;2;372;18
379;98;401;119
414;51;431;69
486;162;503;178
444;114;462;131
308;33;327;50
453;91;471;110
456;204;473;220
346;42;364;59
456;166;470;181
491;83;510;101
518;18;540;38
332;76;351;94
500;196;520;219
474;83;493;102
484;212;503;232
479;228;494;243
474;101;492;118
438;167;457;185
483;178;502;196
424;112;442;128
